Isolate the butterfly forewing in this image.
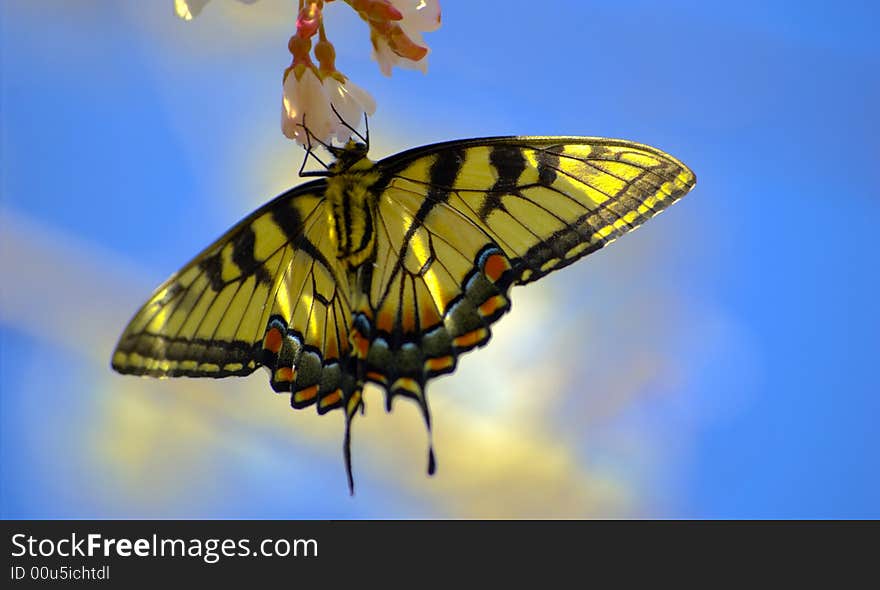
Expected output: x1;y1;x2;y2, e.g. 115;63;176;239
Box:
377;137;696;285
111;182;330;379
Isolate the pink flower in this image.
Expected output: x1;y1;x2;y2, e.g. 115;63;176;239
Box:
393;0;442;46
281;65;334;144
281;66;375;146
176;0;440;146
369;0;441;76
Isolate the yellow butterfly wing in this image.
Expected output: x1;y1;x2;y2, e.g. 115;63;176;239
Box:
354;136;696;425
111;180;356;415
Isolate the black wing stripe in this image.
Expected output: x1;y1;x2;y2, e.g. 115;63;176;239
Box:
534;145;559;185
380;148;466;303
230;226;273;286
271;199;305;241
478;144;527;219
198;251;225;291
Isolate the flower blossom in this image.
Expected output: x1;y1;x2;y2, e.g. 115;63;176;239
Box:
281;65;333;143
281;3;377;146
174;0;259;21
364;0;442;76
281;67;376;145
175;0;440;147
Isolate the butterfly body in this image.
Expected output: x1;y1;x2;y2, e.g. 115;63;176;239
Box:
323;148;381;268
111;136;696;491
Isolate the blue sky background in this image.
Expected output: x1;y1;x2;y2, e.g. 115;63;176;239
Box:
2;0;878;518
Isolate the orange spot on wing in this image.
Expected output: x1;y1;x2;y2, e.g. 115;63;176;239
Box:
483;253;511;283
274;367;295;382
351;329;370;359
419;297;442;328
453;328;489;350
376;309;393;333
366;371;388;385
401;307;417;333
320;388;342;409
425;355;455;373
325;332;339;359
263;327;283;354
478;295;508;318
294;384;319;404
452;328;489;348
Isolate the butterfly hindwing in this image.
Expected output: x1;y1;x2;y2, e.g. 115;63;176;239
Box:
259;197;357;414
356;169;514;406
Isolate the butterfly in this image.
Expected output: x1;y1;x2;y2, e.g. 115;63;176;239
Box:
111;135;696;492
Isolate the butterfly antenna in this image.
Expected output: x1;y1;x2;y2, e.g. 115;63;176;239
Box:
330;103;368;145
297;115;332;177
301;113;334;153
363;112;370;151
